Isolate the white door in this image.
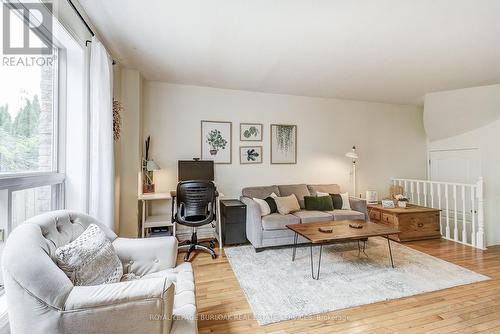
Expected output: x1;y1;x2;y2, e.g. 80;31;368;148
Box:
429;149;481;184
429;149;481;243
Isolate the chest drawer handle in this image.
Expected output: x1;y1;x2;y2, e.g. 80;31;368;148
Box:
418;223;424;227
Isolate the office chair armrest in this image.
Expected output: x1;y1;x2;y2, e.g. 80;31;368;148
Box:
113;237;178;276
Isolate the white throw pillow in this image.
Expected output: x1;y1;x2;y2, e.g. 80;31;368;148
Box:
316;191;330;197
340;192;351;210
274;194;301;215
55;224;123;286
253;198;271;216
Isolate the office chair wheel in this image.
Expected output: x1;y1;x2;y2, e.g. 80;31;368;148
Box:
211;253;217;259
183;254;190;262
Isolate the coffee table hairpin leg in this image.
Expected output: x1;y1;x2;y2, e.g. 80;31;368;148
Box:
357;240;368;257
310;244;323;280
387;235;395;268
292;232;298;261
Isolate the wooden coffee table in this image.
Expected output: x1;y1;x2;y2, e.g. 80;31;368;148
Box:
286;220;400;280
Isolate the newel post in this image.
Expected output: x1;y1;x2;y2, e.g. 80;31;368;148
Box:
476;177;486;250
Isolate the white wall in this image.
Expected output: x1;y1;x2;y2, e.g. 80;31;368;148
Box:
424;84;500;141
116;68;143;237
143;82;427;201
425;85;500;246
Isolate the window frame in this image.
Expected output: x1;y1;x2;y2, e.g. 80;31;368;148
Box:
0;8;65;242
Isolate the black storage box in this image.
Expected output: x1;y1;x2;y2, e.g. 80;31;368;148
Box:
220;199;247;245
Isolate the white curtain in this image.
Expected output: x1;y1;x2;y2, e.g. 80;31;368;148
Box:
89;37;114;230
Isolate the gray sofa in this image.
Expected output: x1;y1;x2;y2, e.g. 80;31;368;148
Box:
240;184;368;251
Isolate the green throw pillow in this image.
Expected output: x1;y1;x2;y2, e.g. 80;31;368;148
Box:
304;195;334;211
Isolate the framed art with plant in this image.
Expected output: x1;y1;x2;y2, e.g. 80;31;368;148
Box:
240;123;263;141
201;120;232;164
270;124;297;164
240;146;263;164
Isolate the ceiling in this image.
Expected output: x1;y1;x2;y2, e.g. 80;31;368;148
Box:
79;0;500;105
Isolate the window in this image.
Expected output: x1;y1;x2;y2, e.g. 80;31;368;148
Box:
0;49;57;174
0;3;64;286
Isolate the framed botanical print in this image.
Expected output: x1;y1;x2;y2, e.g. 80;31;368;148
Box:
240;146;263;164
240;123;263;141
270;124;297;164
201;120;232;164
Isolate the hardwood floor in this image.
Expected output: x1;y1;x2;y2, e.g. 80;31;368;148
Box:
179;239;500;334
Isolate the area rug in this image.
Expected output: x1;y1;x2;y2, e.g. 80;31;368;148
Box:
224;238;489;325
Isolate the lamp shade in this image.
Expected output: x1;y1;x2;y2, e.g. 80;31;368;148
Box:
345;146;358;160
146;160;160;171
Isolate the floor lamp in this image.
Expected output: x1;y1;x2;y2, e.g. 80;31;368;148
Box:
345;146;358;196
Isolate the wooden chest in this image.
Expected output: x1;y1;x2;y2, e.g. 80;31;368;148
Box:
367;204;441;242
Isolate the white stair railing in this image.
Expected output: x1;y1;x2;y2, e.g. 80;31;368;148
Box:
391;177;485;250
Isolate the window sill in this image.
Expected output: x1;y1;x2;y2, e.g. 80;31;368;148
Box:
0;173;64;191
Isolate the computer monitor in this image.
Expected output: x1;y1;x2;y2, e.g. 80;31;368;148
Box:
178;160;214;182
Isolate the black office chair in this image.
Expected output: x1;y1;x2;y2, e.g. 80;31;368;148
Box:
174;180;217;261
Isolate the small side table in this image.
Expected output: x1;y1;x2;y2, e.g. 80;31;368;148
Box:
220;199;247;245
139;192;175;238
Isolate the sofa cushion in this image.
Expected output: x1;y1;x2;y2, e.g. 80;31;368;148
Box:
278;184;310;208
292;210;333;224
265;196;278;214
242;185;280;199
330;193;343;209
327;209;365;221
304;195;334;211
253;197;271;216
261;213;300;230
307;184;341;196
274;194;301;215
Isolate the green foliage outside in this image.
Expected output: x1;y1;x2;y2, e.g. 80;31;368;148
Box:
0;95;43;172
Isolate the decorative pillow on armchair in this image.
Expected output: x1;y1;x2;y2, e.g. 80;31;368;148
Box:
55;224;123;286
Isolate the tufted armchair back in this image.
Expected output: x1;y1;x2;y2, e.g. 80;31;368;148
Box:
2;211;118;328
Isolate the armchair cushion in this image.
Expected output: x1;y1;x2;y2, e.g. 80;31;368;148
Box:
113;236;178;276
64;277;174;310
55;224;123;286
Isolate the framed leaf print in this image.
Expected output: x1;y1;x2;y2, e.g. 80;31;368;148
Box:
201;120;232;164
270;124;297;164
240;146;263;164
240;123;263;141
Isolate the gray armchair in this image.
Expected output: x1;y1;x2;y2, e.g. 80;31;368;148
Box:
2;211;197;334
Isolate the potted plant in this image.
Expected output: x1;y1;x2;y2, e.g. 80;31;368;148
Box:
394;194;410;208
206;129;227;155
